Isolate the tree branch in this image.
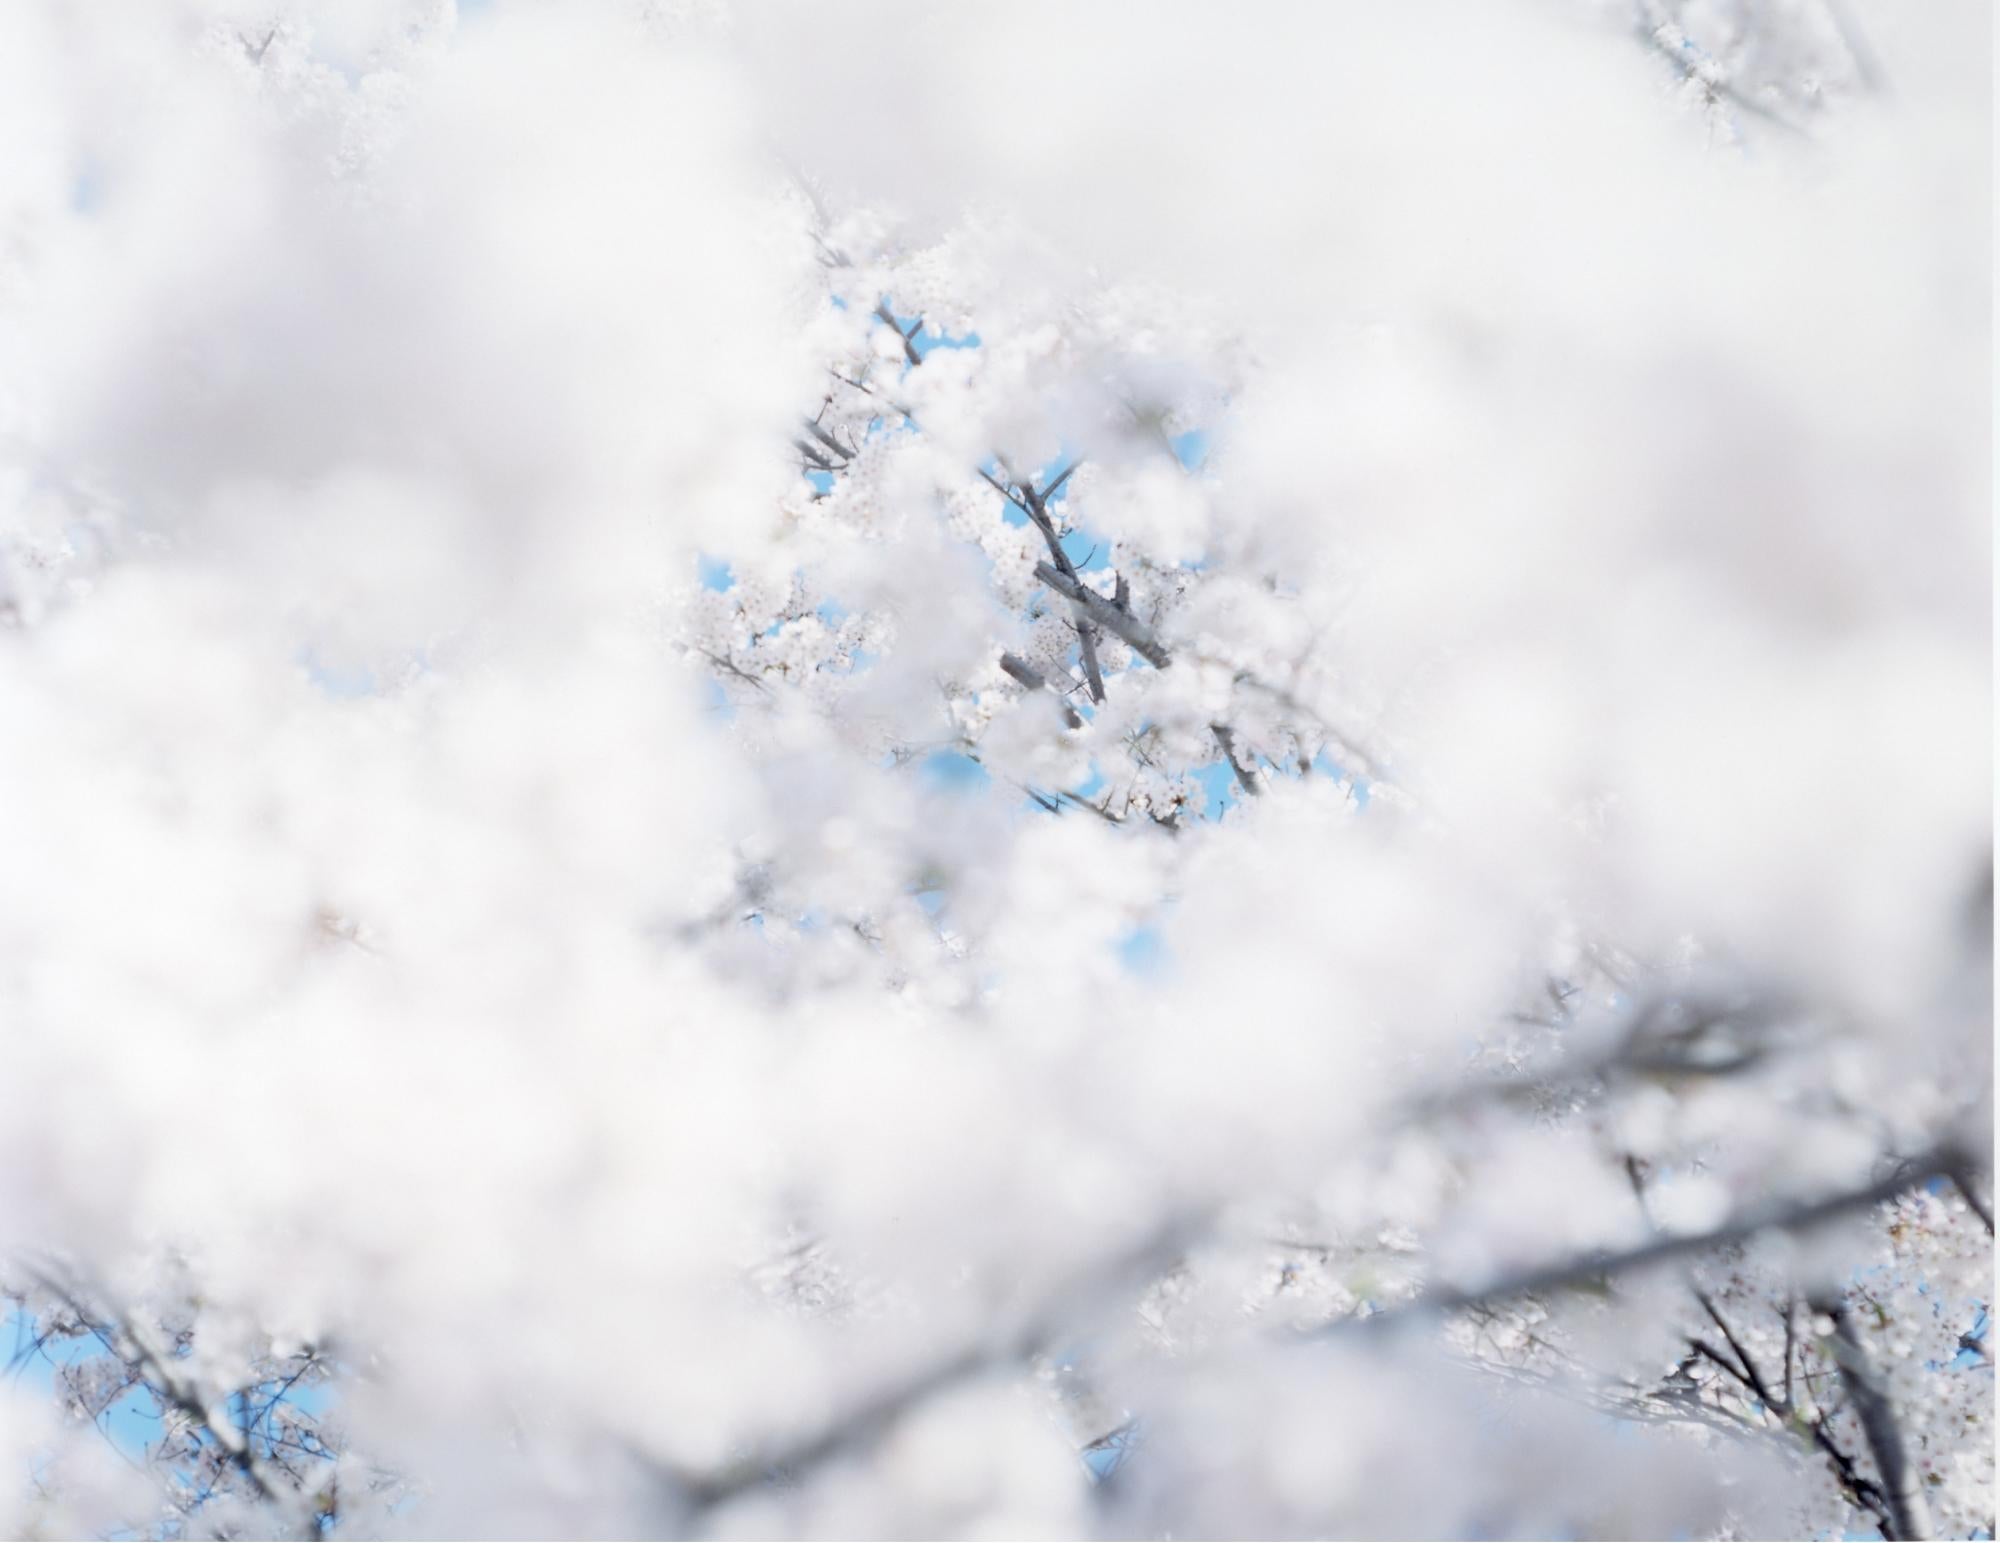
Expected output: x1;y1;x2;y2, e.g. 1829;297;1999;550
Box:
801;418;853;464
1034;562;1171;670
1636;16;1810;136
792;438;836;472
1211;723;1260;797
24;1266;283;1510
1948;1164;1994;1235
1321;1149;1959;1335
1000;651;1085;728
1811;1295;1932;1540
1042;461;1081;501
1014;474;1106;702
1622;1153;1896;1530
873;301;922;368
667;1215;1201;1519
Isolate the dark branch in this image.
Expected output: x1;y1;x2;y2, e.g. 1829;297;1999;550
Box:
668;1216;1200;1518
1949;1165;1994;1235
1211;724;1260;797
1321;1149;1960;1334
1015;476;1106;702
25;1267;283;1510
1034;562;1171;670
801;419;852;464
873;301;922;368
999;652;1085;729
1811;1295;1932;1540
1637;22;1810;136
977;467;1033;517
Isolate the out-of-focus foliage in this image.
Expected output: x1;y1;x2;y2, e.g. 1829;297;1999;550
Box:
0;0;1987;1537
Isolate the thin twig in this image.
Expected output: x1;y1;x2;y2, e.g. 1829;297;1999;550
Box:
24;1266;282;1509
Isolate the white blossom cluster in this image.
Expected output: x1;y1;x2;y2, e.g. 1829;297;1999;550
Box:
0;0;1987;1538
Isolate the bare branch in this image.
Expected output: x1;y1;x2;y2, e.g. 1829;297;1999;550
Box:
668;1215;1202;1517
1321;1148;1960;1334
873;301;922;368
1211;723;1261;797
1949;1165;1994;1235
1820;0;1889;94
1016;477;1107;702
23;1265;283;1510
977;466;1033;517
1636;17;1811;136
1058;788;1125;825
1811;1295;1933;1540
828;368;915;422
1034;562;1171;670
801;419;852;464
999;651;1085;728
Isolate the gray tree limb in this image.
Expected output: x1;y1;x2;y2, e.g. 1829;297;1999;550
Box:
1034;562;1171;670
24;1264;283;1511
1320;1148;1961;1334
872;301;922;368
997;470;1106;702
1211;723;1260;796
666;1214;1203;1520
1000;651;1085;728
1810;1295;1932;1540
